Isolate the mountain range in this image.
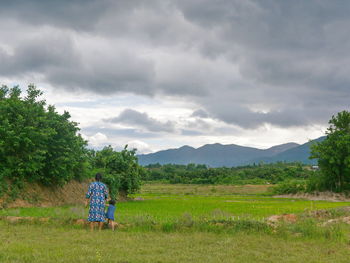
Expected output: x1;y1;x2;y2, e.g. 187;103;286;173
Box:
138;137;325;167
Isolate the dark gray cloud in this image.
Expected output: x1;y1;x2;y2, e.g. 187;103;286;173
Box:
0;30;155;95
0;0;116;30
106;109;176;133
0;33;78;76
47;50;155;95
200;89;336;129
0;0;350;129
184;118;212;131
181;129;203;136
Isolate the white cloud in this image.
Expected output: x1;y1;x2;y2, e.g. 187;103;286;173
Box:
126;140;152;154
82;132;109;148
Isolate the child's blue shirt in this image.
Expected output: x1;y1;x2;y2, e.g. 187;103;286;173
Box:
105;204;116;220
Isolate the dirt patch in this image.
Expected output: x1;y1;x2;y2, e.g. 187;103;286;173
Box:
274;192;350;202
321;216;350;226
0;216;127;230
0;180;134;208
0;180;91;208
267;214;298;226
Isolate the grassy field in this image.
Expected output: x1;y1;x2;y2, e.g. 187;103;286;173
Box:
1;183;350;262
1;223;350;263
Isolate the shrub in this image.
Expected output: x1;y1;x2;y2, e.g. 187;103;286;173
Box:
94;145;141;199
272;180;306;194
305;171;329;192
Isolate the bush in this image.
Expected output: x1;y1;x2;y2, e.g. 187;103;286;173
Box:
272;180;306;194
93;145;141;199
305;171;328;192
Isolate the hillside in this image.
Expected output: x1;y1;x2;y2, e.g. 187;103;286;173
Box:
138;141;301;167
251;137;326;165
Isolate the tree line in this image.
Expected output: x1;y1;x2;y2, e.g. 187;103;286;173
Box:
141;162;313;185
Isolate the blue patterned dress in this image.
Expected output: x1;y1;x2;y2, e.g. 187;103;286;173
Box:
86;182;108;222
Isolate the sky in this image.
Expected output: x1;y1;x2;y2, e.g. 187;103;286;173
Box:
1;0;349;153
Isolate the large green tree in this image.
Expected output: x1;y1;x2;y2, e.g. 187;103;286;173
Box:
93;145;142;200
310;111;350;192
0;85;88;189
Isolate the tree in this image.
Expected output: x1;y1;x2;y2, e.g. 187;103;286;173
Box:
94;146;141;199
310;111;350;192
0;85;88;190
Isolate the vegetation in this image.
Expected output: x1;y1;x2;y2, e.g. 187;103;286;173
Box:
272;180;307;195
1;184;349;225
142;162;313;185
89;145;142;199
0;85;142;200
1;184;350;262
310;111;350;192
0;85;88;194
3;224;350;263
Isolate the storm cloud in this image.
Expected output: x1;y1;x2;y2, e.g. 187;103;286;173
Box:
1;0;349;131
106;109;176;133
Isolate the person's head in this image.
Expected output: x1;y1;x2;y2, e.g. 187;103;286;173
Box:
109;199;116;205
95;173;102;182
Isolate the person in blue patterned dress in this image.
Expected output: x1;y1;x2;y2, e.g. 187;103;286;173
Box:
85;173;108;231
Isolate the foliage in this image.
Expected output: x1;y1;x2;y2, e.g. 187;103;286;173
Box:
142;162;313;185
0;85;88;189
305;171;329;192
92;145;142;199
272;180;306;194
0;84;142;200
310;111;350;192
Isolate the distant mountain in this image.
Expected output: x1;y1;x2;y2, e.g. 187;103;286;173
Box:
264;143;300;155
137;139;317;167
251;136;326;165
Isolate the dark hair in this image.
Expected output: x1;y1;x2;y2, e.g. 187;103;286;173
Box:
109;199;116;205
95;173;102;182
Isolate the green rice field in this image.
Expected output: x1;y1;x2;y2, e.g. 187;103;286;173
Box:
1;184;349;223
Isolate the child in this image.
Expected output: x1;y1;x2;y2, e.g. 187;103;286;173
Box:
105;199;117;231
